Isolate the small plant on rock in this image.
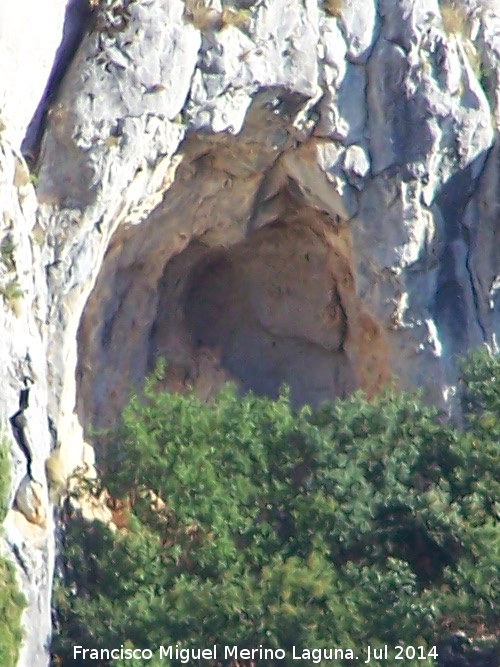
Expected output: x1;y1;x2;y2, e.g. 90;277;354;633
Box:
0;434;27;667
323;0;342;18
440;2;468;36
184;0;219;30
0;235;17;273
0;280;24;307
219;6;250;29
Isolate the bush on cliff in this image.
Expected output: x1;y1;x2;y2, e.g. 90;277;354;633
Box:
0;435;27;667
52;352;500;666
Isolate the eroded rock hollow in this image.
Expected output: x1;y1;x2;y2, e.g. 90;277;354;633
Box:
77;135;389;430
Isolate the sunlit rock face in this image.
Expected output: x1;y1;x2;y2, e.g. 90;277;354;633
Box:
2;0;500;664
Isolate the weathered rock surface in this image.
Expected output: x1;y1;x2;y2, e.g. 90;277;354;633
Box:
0;138;54;667
2;0;500;664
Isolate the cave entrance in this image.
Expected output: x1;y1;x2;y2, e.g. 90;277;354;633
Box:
150;221;357;408
77;142;389;432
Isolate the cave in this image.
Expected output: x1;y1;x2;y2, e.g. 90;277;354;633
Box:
151;221;356;407
77;193;389;431
77;118;390;431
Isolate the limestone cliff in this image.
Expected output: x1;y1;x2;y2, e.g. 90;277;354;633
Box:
1;0;500;664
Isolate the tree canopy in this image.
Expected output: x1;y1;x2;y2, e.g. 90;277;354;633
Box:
52;351;500;666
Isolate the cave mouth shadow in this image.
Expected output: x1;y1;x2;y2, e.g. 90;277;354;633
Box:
149;220;358;409
77;164;389;432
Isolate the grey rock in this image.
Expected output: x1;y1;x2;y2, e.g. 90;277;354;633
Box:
317;61;367;143
2;1;500;666
338;0;378;64
343;144;371;189
15;477;47;527
379;0;440;52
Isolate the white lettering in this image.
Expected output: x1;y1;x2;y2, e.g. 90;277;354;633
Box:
293;648;349;662
312;649;322;664
72;647;153;661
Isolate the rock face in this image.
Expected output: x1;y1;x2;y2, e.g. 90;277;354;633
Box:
2;0;500;664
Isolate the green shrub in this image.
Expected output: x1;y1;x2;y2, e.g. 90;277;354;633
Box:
0;435;27;667
52;354;500;665
0;279;24;305
0;235;16;272
0;558;27;666
0;438;11;523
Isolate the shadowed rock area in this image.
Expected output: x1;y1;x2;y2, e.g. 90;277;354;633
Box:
181;224;355;406
77;179;389;429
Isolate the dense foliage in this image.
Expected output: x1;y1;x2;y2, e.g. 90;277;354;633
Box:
0;435;27;667
52;352;500;666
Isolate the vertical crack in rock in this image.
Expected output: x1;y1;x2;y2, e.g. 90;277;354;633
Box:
10;387;32;478
434;155;488;361
462;154;493;347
